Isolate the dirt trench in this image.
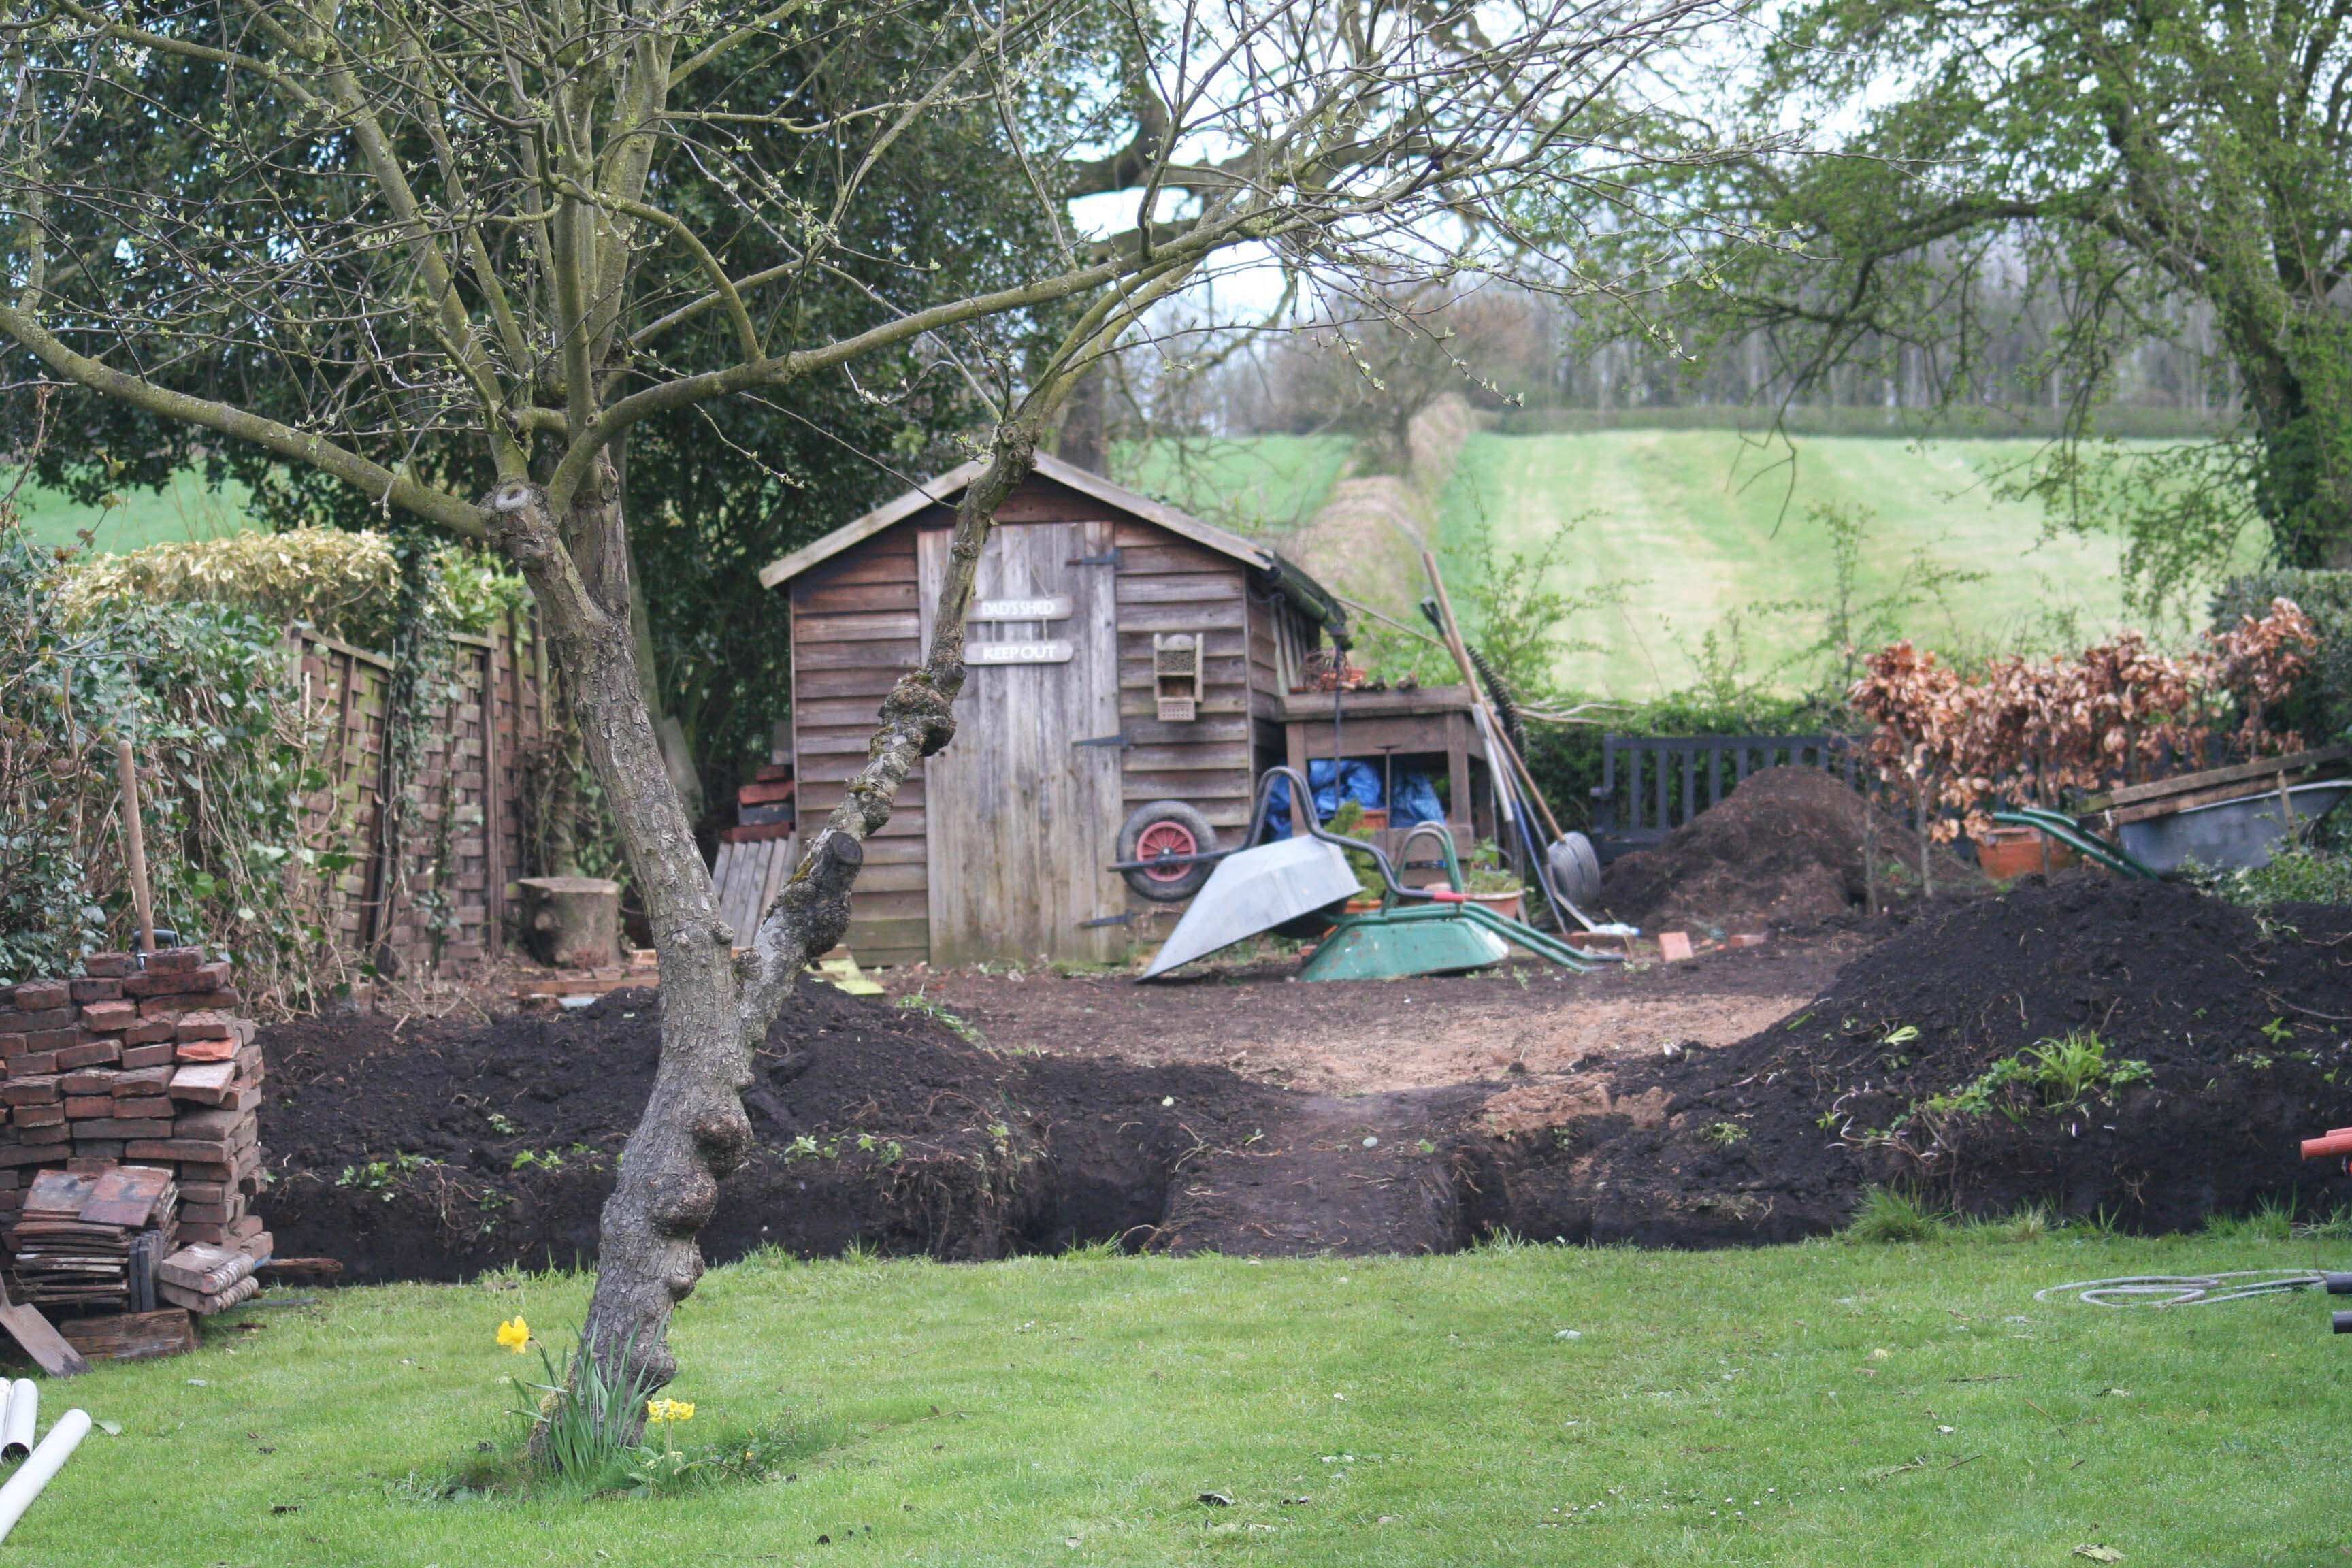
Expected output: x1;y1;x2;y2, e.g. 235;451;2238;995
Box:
255;877;2352;1279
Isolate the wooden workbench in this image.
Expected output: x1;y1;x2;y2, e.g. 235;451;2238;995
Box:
1278;685;1492;841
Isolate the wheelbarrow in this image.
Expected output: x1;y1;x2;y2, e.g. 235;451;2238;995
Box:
1993;744;2352;880
1138;767;1595;981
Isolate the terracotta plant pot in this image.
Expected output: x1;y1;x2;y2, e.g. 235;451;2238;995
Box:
1974;825;2078;880
1464;889;1523;921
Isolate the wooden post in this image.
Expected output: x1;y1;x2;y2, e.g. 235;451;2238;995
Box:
483;620;507;960
114;739;155;955
1284;720;1309;838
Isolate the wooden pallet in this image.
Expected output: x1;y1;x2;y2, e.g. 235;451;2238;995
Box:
712;834;799;943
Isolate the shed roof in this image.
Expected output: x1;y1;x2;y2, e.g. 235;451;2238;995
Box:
754;455;1344;636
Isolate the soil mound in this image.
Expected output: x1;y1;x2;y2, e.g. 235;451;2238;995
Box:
1460;877;2352;1244
1599;765;1979;931
260;983;1277;1281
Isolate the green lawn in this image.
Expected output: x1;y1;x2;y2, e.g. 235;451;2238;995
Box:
8;474;252;553
1112;434;1356;538
22;1232;2345;1565
1437;430;2236;698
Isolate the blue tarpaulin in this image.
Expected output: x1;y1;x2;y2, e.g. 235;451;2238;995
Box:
1264;760;1445;838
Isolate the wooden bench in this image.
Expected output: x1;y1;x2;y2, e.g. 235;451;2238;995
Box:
1589;733;1857;861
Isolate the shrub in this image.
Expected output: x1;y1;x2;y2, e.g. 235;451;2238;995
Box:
2214;569;2352;742
59;527;527;652
0;521;352;999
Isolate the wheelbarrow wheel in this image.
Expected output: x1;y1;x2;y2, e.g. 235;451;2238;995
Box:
1117;802;1218;902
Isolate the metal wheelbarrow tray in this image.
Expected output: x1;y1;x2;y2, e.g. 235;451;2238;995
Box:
1998;744;2352;879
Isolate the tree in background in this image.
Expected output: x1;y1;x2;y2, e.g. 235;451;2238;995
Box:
3;5;1080;824
1661;0;2352;599
2;0;1769;1438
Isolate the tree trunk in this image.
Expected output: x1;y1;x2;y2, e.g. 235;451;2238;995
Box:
485;424;1043;1451
490;455;745;1439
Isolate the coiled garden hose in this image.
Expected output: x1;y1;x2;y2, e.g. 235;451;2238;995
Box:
2033;1271;2334;1307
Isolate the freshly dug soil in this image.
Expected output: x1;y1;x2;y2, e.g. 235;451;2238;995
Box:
1459;876;2352;1244
1599;765;1982;932
260;982;1280;1281
256;878;2352;1279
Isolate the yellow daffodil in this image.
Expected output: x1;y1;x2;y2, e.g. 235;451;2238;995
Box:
496;1316;530;1353
645;1397;696;1424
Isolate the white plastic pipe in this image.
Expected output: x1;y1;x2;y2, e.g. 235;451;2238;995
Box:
0;1409;89;1544
0;1380;34;1460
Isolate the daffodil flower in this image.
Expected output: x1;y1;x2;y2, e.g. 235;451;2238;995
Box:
496;1316;530;1353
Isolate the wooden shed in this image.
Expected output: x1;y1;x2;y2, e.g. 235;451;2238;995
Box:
749;455;1493;968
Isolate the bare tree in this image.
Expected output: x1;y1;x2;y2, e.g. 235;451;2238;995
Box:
1;0;1770;1436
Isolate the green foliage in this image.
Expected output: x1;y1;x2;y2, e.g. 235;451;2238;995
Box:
1326;800;1389;900
59;528;527;651
2203;1197;2295;1244
2195;839;2352;908
509;1333;659;1492
1918;1033;2153;1123
1665;0;2352;588
0;519;353;998
1846;1185;1945;1243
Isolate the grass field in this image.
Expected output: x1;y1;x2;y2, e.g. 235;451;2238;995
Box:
1113;434;1355;538
24;1230;2345;1566
1439;430;2242;698
8;474;252;554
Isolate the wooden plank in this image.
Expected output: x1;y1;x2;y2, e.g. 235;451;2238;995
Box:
796;581;921;614
798;774;924;808
1115;543;1230;575
2101;769;2339;826
1120;740;1252;772
921;519;1125;966
843;914;930;953
792;638;921;671
756;836;799;921
1116;600;1247;633
797;729;897;756
0;1279;91;1377
841;861;928;893
1119;768;1256;798
845;887;929;920
793;610;921;642
1113;715;1251;747
1120;655;1250;687
1117;690;1247;719
2092;745;2352;807
792;667;909;700
794;696;894;728
849;835;926;865
60;1308;195;1363
1114;572;1245;604
796;538;916;588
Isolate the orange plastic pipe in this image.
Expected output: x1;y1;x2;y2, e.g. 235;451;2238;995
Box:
2300;1129;2352;1160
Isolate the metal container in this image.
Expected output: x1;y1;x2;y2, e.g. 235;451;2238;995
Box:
2114;780;2352;875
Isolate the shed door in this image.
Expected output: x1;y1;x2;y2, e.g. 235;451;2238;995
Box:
918;520;1123;966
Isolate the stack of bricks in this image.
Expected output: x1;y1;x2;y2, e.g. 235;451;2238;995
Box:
0;948;269;1260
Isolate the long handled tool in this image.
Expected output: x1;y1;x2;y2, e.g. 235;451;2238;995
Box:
1420;551;1616;938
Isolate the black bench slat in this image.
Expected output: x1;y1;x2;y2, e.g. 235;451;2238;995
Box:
1589;732;1854;862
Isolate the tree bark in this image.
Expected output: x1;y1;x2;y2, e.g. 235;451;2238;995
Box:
486;423;1042;1448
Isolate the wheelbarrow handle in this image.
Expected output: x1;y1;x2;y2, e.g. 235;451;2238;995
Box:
1250;766;1408;894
